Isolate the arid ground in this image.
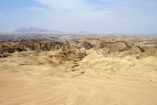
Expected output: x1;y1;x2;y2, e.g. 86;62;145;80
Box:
0;38;157;105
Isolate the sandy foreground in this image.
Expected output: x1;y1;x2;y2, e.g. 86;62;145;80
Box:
0;51;157;105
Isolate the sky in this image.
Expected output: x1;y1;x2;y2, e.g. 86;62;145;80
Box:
0;0;157;34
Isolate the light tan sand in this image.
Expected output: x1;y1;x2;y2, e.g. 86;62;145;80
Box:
0;51;157;105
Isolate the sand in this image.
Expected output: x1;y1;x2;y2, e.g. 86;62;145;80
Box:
0;50;157;105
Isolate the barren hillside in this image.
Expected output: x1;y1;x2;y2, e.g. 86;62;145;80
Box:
0;38;157;105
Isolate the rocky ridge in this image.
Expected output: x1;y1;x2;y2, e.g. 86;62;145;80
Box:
0;38;157;58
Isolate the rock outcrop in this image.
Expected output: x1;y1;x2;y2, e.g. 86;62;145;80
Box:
0;39;157;58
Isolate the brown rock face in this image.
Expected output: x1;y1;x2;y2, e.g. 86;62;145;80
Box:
98;41;131;52
0;40;66;57
0;38;157;58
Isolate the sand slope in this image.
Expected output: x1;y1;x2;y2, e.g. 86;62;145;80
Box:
0;73;157;105
0;50;157;105
0;39;157;105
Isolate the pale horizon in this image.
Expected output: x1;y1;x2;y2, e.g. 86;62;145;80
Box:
0;0;157;34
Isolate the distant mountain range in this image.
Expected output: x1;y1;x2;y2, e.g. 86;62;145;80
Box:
14;27;62;33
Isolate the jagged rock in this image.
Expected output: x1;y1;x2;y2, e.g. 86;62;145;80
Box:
0;39;157;58
98;41;131;52
81;42;93;49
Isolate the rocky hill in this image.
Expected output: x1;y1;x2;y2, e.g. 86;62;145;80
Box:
0;38;157;58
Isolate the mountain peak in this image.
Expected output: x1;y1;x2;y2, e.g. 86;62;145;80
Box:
14;27;61;33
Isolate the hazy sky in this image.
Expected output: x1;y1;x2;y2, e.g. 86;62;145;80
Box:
0;0;157;33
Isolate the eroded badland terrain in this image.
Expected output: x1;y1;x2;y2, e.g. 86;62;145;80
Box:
0;38;157;105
